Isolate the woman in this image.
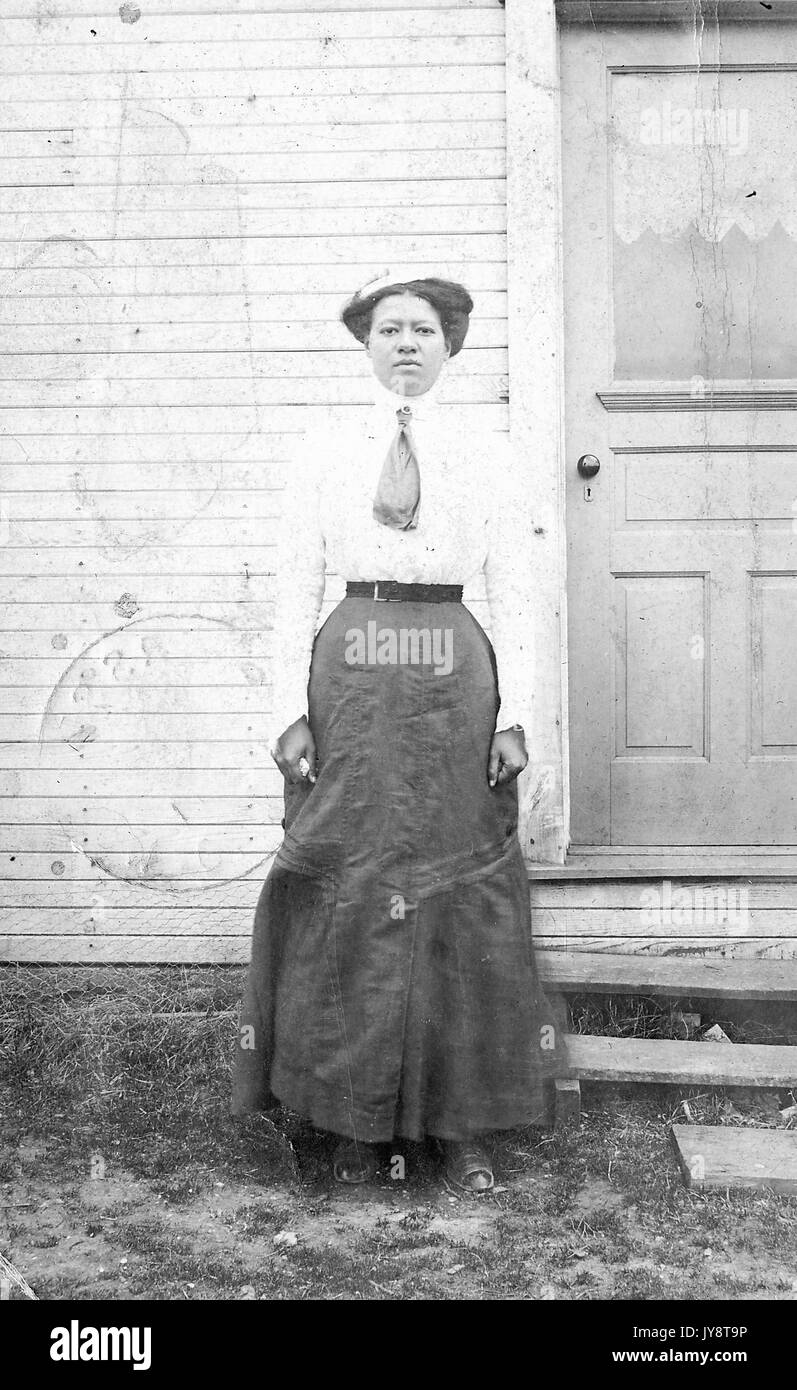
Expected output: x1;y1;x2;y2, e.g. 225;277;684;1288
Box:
232;273;562;1192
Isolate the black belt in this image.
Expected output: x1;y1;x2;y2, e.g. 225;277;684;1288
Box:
346;581;463;603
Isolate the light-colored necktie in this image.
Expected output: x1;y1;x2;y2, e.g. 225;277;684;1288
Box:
372;403;421;531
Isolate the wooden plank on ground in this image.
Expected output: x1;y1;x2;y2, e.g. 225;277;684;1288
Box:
670;1123;797;1195
537;951;797;1000
564;1035;797;1088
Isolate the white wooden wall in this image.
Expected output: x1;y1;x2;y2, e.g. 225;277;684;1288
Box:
0;0;510;962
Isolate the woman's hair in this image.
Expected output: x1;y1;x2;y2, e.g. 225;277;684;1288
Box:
340;276;473;357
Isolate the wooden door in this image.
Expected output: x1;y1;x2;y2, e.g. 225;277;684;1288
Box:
560;16;797;846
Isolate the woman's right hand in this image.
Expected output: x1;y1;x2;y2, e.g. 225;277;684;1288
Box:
271;716;317;785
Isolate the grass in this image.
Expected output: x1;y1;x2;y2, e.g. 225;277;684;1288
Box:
0;965;795;1301
569;992;797;1047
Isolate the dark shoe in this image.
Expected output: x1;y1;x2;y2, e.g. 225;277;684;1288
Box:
332;1138;378;1185
442;1139;494;1194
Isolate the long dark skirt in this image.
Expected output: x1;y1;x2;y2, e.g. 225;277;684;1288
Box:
232;595;564;1142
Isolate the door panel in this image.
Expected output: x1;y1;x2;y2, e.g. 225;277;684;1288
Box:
561;20;797;844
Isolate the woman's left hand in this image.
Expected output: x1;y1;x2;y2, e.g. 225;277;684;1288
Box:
488;727;528;787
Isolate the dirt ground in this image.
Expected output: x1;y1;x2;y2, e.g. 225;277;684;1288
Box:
1;966;796;1301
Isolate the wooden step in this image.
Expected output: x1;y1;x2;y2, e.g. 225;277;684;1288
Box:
538;950;797;1000
564;1034;797;1087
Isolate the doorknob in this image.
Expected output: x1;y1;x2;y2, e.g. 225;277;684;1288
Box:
577;454;601;478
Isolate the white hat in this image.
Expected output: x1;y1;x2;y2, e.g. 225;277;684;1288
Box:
348;268;425;303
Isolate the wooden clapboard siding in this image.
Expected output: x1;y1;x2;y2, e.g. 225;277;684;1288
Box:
0;0;508;962
2;0;492;11
0;937;254;963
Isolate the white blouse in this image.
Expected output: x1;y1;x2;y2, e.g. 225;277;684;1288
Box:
269;371;537;746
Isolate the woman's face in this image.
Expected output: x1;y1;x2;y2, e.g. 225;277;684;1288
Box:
364;292;451;396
